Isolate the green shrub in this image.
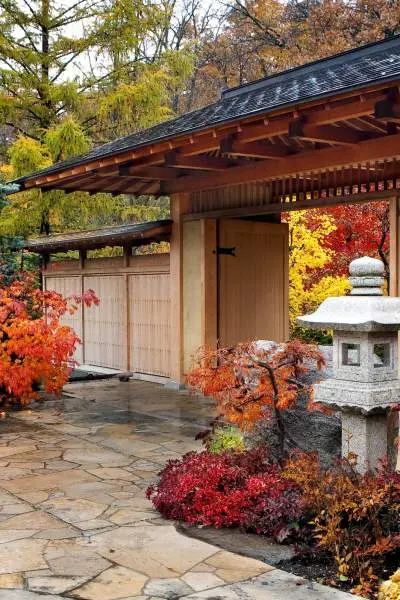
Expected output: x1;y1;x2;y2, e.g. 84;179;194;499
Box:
207;425;245;454
290;325;332;345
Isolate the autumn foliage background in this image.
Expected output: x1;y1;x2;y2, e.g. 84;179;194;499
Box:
285;201;389;337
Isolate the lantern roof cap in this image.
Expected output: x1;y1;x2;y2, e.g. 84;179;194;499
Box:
298;257;400;331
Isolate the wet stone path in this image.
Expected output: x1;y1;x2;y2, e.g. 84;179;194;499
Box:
0;379;358;599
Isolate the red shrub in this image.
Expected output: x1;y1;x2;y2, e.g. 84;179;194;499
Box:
146;448;305;541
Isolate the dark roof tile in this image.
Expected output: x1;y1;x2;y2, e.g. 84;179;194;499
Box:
23;220;172;252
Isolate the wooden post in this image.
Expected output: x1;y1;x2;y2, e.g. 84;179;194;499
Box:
201;219;217;348
389;196;400;297
79;252;86;365
79;249;86;270
170;193;190;385
123;245;132;268
388;196;400;470
125;273;131;371
182;219;218;374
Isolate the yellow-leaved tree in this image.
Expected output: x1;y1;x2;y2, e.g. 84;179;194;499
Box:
284;209;350;339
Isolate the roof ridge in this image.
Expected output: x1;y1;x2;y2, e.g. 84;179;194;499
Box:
222;34;400;99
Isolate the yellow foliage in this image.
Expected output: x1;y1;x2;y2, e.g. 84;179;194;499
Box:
285;209;351;328
378;570;400;600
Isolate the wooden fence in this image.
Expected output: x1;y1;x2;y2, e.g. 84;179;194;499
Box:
44;253;171;377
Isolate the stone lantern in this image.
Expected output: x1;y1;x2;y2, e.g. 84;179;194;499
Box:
298;256;400;472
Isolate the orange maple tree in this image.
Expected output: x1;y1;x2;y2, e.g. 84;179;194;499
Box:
187;340;325;460
0;273;99;407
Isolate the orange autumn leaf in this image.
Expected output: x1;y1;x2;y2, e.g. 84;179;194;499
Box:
0;273;99;407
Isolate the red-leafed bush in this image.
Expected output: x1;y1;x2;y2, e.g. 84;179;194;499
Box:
146;447;305;541
0;273;99;407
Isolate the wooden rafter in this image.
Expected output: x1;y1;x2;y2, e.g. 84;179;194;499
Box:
119;165;179;180
288;120;371;145
220;136;291;158
165;153;233;171
165;131;400;194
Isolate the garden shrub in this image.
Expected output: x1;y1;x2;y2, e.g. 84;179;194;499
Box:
378;570;400;600
187;340;325;462
0;273;98;407
146;447;305;542
207;425;245;454
284;452;400;598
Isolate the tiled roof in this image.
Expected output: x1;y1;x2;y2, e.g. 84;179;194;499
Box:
23;220;172;252
13;35;400;186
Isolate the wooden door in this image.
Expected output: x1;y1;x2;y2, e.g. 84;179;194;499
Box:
218;219;288;346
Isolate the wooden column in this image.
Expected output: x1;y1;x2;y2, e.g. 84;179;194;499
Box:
389;196;400;470
201;219;218;349
389;196;400;297
182;219;218;374
170;193;190;384
79;250;86;365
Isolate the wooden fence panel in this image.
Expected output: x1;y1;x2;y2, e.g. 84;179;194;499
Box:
43;255;171;376
129;273;171;377
44;275;83;363
83;275;127;370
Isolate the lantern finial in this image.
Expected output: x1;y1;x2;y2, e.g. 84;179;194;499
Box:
349;256;385;296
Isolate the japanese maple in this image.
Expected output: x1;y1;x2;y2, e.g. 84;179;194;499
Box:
0;273;98;406
187;340;325;461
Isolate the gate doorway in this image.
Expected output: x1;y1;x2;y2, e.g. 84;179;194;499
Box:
218;219;289;347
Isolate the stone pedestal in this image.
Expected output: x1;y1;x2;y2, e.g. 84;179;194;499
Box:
341;411;388;473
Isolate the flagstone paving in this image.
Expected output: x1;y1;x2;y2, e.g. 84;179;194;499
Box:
0;379;360;599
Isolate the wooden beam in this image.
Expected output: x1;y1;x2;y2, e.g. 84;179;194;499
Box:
179;136;221;156
134;181;160;195
234;95;382;144
374;99;400;123
220;136;291;158
165;131;400;194
288;120;370;145
183;189;396;220
119;165;179;180
166;153;233;171
170;193;190;383
79;176;123;192
42;173;95;191
389;196;400;296
305;95;381;125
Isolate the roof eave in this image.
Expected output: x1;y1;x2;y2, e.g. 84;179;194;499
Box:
9;74;400;193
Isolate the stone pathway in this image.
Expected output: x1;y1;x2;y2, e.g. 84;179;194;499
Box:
0;379;359;599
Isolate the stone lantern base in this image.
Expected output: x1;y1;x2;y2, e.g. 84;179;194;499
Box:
341;411;388;473
314;379;400;411
314;378;395;472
